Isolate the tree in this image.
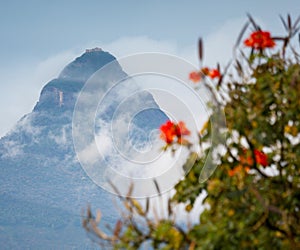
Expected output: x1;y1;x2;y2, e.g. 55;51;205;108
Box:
83;15;300;249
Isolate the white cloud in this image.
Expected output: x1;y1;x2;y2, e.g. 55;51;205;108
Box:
0;50;77;138
48;125;70;148
204;18;246;67
0;139;24;158
88;36;182;59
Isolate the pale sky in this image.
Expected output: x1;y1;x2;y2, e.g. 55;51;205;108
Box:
0;0;299;137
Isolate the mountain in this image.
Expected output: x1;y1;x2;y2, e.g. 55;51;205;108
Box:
0;48;168;249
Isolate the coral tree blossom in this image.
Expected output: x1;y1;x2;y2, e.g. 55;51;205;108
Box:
228;149;268;176
189;68;221;83
202;67;221;79
228;165;248;177
160;120;190;145
208;69;221;79
201;67;210;76
254;149;268;167
189;71;201;83
244;30;275;49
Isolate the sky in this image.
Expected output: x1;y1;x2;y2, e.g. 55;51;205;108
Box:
0;0;299;137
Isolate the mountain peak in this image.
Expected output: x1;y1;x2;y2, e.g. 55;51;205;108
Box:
85;47;103;53
34;49;120;112
0;48;169;248
58;49;116;82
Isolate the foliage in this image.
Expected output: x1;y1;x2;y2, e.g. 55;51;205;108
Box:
83;15;300;249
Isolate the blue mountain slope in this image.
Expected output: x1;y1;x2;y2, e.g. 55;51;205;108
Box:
0;49;168;249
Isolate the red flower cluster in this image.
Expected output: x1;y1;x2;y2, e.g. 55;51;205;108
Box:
160;120;191;145
228;149;268;177
189;68;221;83
244;30;275;49
202;67;221;79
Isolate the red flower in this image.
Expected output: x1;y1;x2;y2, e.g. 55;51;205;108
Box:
201;67;210;76
240;155;253;166
254;149;268;167
189;71;201;83
160;121;190;145
209;69;221;79
228;167;237;177
160;121;176;144
244;30;275;49
176;121;191;137
200;67;221;79
228;165;250;177
228;148;268;177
